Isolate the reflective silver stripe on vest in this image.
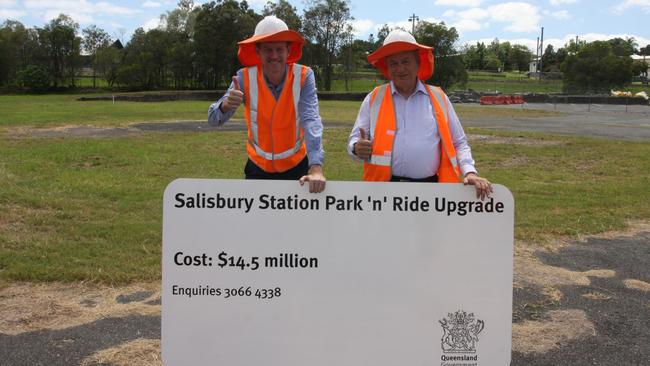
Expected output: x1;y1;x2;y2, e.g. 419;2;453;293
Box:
248;67;259;143
368;84;394;168
426;85;459;170
370;154;391;166
252;142;299;160
247;64;304;161
369;84;388;138
290;64;303;152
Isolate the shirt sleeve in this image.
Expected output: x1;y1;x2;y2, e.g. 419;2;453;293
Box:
445;94;477;176
299;68;325;167
207;71;244;127
347;93;373;162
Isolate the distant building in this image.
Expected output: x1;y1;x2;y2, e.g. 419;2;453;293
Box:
111;39;124;50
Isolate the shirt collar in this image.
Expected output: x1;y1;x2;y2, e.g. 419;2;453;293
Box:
264;65;288;91
389;79;427;97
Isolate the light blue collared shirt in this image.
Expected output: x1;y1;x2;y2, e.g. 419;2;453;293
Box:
347;80;477;179
208;66;324;167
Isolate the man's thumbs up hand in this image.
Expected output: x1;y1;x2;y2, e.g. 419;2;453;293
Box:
231;76;241;91
354;127;373;161
221;75;244;113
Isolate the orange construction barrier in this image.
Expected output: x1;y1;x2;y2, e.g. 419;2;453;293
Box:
494;96;505;105
480;96;494;105
513;95;525;104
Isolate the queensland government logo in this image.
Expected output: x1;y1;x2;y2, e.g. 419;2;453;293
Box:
439;310;485;353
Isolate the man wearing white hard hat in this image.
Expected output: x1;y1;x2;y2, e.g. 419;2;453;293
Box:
347;29;492;199
209;16;326;193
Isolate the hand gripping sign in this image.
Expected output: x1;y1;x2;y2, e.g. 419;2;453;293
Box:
162;179;513;366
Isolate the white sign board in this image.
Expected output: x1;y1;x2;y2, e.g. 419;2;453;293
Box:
162;179;513;366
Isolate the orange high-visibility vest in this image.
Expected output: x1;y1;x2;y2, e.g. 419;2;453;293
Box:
363;83;462;182
243;63;308;173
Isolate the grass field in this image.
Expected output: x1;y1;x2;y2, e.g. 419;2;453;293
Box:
1;94;650;284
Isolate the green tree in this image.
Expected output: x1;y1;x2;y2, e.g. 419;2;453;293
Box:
302;0;353;90
632;61;648;78
541;44;556;72
38;14;81;88
463;42;487;70
497;41;513;70
162;0;199;35
608;37;636;57
263;0;301;32
0;20;42;86
162;1;201;89
414;21;467;89
118;27;175;89
375;24;390;47
484;54;501;71
82;25;111;88
509;44;532;72
486;39;504;70
168;30;194;88
565;38;585;55
194;0;260;89
95;46;122;87
561;40;633;93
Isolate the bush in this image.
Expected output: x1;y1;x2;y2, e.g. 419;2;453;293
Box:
18;65;51;93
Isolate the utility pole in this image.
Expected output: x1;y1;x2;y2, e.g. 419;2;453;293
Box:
536;37;540;75
408;13;419;34
538;27;544;82
346;31;353;91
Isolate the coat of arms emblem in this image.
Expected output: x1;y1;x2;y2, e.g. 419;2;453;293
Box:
439;310;485;353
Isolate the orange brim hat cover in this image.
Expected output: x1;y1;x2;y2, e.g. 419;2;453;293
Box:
367;41;435;81
238;30;305;66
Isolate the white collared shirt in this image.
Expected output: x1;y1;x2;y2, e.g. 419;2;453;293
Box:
347;80;477;179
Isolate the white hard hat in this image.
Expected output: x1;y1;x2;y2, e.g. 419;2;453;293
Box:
383;29;417;46
254;16;289;37
368;28;434;81
238;15;305;66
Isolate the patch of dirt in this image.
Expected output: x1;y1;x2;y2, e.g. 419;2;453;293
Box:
0;282;160;335
80;339;161;366
512;309;596;354
468;134;564;146
514;248;616;289
623;278;650;292
15;125;142;138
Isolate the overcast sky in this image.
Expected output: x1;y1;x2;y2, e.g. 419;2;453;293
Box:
1;0;648;52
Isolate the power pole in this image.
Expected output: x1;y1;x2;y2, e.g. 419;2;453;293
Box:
408;13;419;34
536;37;540;75
538;27;544;82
